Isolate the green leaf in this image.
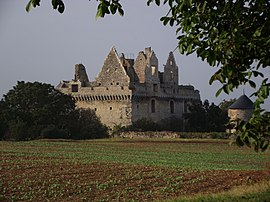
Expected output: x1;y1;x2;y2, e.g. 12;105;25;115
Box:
260;141;269;152
155;0;160;6
96;4;104;19
236;136;244;147
249;80;256;88
118;8;124;16
147;0;153;6
215;88;223;97
253;27;262;37
110;4;117;15
26;0;33;12
169;18;174;26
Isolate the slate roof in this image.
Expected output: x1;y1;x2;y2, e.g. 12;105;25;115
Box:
229;94;254;109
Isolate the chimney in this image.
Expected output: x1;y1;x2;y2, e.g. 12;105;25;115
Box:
145;47;152;57
74;64;89;82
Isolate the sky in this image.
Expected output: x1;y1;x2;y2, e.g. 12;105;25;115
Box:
0;0;269;110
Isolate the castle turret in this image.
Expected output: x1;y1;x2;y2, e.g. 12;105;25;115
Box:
163;52;178;86
133;47;159;84
75;64;89;82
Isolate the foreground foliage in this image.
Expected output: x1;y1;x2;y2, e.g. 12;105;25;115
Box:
0;139;269;201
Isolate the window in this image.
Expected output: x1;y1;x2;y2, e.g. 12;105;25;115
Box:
153;84;158;92
151;66;156;76
110;107;112;110
170;100;174;114
170;71;174;79
71;84;78;92
151;99;156;113
184;101;188;113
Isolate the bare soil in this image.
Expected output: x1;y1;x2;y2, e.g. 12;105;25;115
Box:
1;154;270;202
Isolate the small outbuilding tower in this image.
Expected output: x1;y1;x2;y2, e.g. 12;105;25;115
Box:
228;94;254;123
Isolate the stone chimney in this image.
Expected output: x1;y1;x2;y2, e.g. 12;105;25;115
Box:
145;47;152;57
74;64;89;82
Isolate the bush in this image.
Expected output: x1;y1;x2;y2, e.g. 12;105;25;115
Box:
126;118;161;132
7;120;30;141
69;108;108;140
160;117;183;132
41;125;70;139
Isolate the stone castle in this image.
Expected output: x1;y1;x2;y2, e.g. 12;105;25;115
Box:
57;47;201;128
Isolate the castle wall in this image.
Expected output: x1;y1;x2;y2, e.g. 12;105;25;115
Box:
228;109;253;122
70;86;133;127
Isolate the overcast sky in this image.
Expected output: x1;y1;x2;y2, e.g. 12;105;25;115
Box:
0;0;269;110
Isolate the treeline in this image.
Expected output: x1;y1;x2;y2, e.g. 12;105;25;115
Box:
113;100;229;134
0;81;108;140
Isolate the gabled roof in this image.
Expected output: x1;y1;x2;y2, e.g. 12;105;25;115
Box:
95;47;130;85
165;51;177;67
229;94;254;109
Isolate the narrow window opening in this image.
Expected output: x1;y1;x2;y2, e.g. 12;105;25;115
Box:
170;101;174;114
151;99;156;113
151;66;156;76
71;84;78;92
184;101;188;113
153;84;158;92
110;107;112;110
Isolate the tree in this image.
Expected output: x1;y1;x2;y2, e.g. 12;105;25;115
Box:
219;99;237;112
69;108;108;139
1;81;75;140
1;81;110;140
185;100;228;132
25;0;270;150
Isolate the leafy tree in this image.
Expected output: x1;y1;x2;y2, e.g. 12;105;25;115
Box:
1;81;75;140
160;116;183;132
25;0;270;150
0;101;8;139
69;108;108;139
1;81;109;140
185;100;228;132
219;99;237;112
184;102;206;132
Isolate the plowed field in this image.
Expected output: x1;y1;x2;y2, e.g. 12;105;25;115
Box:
1;139;269;201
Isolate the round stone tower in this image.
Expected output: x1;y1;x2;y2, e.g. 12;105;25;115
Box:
228;94;254;122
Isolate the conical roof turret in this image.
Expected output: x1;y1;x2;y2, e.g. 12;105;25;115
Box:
229;94;254;109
